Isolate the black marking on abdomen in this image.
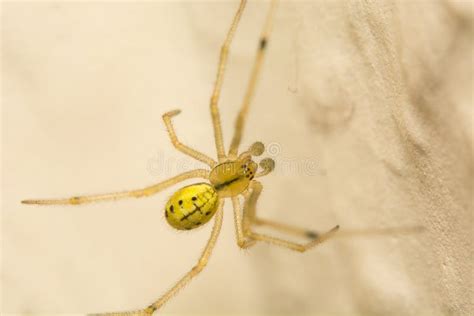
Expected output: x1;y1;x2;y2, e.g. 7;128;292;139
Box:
180;203;204;222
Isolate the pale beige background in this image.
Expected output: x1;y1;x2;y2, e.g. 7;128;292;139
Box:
2;1;473;316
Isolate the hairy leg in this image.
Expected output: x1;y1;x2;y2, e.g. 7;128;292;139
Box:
209;0;247;162
90;201;224;316
148;200;225;311
252;217;321;239
240;181;339;252
228;0;278;158
22;169;209;205
163;110;216;167
231;196;256;249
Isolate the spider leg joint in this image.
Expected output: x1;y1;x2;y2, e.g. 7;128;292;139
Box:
163;109;182;118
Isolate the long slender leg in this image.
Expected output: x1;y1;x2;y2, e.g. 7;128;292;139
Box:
248;204;424;240
209;0;247;162
228;0;278;158
231;196;256;248
148;200;225;311
240;181;339;252
253;217;321;239
90;201;224;316
21;169;209;205
90;308;154;316
241;182;313;238
163;110;216;167
247;229;339;253
241;182;317;239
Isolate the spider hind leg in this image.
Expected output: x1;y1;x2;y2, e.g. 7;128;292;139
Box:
234;181;339;252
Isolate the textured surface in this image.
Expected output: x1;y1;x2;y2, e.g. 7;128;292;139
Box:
2;1;473;316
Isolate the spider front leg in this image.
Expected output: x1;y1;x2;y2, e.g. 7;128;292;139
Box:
236;181;339;252
208;0;247;162
163;110;216;167
228;0;278;158
22;169;209;205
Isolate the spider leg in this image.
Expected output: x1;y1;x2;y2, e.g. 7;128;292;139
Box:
90;308;155;316
228;0;278;158
209;0;247;162
147;200;224;312
252;217;322;240
240;182;318;239
231;196;257;249
250;206;424;241
163;110;216;167
89;201;224;316
239;181;339;252
21;169;209;205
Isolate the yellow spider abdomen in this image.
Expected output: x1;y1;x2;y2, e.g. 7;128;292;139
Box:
165;183;219;230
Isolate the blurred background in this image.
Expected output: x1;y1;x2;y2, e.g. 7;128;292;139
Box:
2;1;473;316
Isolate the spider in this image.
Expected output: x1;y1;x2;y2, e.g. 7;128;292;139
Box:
22;0;339;314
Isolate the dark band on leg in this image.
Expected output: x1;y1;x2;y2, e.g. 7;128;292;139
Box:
305;231;319;239
259;37;267;50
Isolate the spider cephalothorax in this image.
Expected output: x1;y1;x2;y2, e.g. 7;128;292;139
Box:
209;142;274;197
22;1;339;315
